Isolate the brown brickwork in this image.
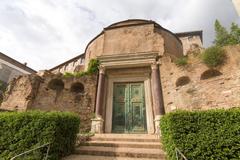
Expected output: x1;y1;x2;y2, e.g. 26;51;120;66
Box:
1;71;97;132
160;45;240;112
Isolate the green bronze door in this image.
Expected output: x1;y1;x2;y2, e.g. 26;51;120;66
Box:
112;82;147;133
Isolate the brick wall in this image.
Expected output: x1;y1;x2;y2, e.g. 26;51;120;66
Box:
160;45;240;112
0;71;97;132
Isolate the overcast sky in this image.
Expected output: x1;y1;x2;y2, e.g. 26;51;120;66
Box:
0;0;239;71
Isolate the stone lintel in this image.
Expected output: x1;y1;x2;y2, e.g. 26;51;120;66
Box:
97;52;159;69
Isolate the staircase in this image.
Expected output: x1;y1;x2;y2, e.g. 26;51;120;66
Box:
63;134;166;160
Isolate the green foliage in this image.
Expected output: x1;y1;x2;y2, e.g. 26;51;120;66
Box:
63;59;100;78
0;111;80;160
174;57;188;66
87;59;100;74
63;72;75;78
229;22;240;45
201;46;226;68
74;71;88;78
214;19;240;46
160;109;240;160
214;20;231;46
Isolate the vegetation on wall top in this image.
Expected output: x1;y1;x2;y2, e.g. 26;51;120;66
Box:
63;59;100;78
87;59;100;74
201;46;226;68
174;56;188;67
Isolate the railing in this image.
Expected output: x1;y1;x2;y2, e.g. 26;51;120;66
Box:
175;148;188;160
10;143;51;160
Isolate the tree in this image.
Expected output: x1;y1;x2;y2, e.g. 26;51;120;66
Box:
214;20;231;46
214;20;240;46
229;22;240;44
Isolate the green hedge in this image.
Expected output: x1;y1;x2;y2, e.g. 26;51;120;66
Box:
160;109;240;160
0;111;80;160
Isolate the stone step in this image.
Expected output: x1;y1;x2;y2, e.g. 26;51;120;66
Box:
83;141;162;149
90;134;160;142
93;134;159;139
63;155;164;160
74;146;165;159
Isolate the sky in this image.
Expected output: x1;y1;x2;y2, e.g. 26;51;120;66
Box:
0;0;239;71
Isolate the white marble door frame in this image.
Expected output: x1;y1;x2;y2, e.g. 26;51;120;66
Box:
104;74;155;134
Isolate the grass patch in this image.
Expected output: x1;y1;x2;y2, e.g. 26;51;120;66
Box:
175;57;188;66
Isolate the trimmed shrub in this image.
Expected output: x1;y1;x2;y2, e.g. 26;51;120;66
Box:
160;109;240;160
0;111;80;160
175;57;188;66
201;46;226;68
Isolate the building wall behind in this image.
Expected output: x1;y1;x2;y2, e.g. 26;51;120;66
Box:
179;35;202;55
51;57;85;74
0;61;29;83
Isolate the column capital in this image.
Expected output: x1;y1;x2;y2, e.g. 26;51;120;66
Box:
151;61;159;70
99;65;105;74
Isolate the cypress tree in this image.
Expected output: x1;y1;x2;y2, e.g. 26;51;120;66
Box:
214;20;230;46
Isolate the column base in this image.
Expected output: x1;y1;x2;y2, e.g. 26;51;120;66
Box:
154;115;163;135
91;116;104;134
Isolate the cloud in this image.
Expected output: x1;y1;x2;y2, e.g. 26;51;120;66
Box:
0;0;239;70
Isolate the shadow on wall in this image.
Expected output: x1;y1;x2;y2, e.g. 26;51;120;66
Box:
71;82;85;103
0;80;7;105
176;76;191;87
200;69;222;80
47;79;64;102
71;82;84;94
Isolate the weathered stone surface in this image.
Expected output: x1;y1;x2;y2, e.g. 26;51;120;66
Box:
69;134;165;159
160;45;240;112
0;71;97;132
1;74;42;111
84;20;183;71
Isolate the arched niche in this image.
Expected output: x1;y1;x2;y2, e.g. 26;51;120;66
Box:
200;69;222;80
70;82;84;94
176;76;191;87
48;79;64;91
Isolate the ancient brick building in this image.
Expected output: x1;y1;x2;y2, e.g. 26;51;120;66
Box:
1;19;240;134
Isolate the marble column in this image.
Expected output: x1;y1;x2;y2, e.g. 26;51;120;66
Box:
91;66;105;133
151;62;165;134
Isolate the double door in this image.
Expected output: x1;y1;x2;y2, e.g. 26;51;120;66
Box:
112;82;147;133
